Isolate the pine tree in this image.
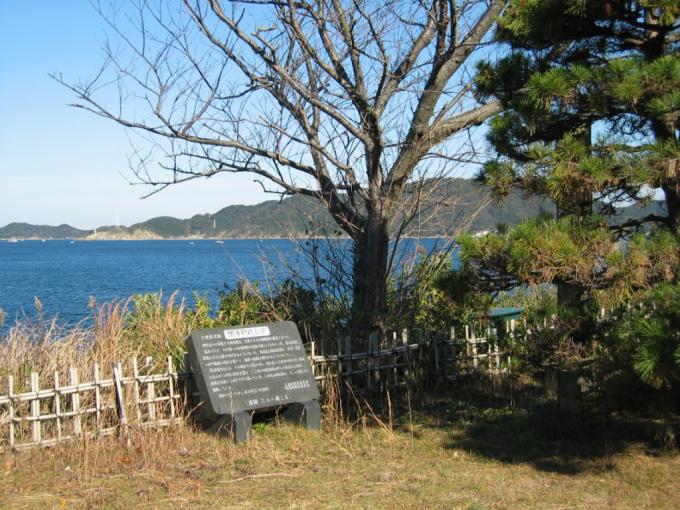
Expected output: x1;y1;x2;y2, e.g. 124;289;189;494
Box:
462;1;680;310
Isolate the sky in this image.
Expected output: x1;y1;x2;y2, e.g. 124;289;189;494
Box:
0;1;265;230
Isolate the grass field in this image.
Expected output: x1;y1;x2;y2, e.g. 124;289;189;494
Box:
1;381;677;509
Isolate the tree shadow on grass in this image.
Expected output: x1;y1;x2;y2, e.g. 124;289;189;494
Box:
394;381;657;475
443;404;651;474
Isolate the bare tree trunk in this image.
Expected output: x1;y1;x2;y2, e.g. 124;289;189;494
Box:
350;211;390;343
662;186;680;235
557;283;583;311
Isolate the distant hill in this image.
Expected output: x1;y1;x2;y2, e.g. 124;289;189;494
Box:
0;223;91;239
131;197;334;238
89;179;554;239
608;200;667;226
0;178;667;240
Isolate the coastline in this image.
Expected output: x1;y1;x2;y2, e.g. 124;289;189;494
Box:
0;235;347;241
0;234;449;242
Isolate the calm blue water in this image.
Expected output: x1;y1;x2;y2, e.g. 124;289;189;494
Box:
0;239;448;329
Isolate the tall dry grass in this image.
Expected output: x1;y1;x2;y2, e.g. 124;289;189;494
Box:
0;293;196;392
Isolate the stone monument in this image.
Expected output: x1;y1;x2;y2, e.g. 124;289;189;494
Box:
186;321;321;442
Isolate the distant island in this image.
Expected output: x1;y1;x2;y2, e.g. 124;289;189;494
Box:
0;178;664;240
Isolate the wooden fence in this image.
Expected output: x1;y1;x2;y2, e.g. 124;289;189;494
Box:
310;324;511;393
0;356;187;452
0;324;510;451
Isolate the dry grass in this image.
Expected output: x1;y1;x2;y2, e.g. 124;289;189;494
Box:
0;415;677;509
0;387;678;510
0;293;193;391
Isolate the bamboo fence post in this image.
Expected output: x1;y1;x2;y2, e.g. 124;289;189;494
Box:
8;376;14;449
487;324;493;372
132;357;142;424
465;323;472;369
464;324;470;370
182;352;191;408
167;356;175;421
310;341;315;377
450;326;457;378
53;371;62;442
471;326;479;370
310;341;323;392
414;329;423;375
490;324;498;372
30;372;41;444
113;363;130;447
392;332;398;386
336;337;343;382
402;329;410;382
369;332;378;390
508;319;516;371
93;363;101;429
343;336;353;388
497;343;502;372
144;357;157;423
367;333;376;392
433;334;441;379
70;367;81;436
310;340;315;368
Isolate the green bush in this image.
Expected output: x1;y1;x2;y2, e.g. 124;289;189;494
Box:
613;284;680;390
387;252;465;334
217;280;271;326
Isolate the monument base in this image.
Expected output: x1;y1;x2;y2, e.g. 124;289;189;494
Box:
207;411;252;443
280;400;321;430
206;400;321;443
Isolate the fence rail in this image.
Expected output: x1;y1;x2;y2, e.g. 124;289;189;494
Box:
310;324;510;393
0;323;511;451
0;356;188;451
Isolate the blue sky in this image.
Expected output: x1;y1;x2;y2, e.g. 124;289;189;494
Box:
0;1;264;229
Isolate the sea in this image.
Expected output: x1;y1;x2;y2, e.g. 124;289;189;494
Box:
0;238;449;331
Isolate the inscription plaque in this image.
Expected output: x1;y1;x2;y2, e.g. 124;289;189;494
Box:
187;321;320;442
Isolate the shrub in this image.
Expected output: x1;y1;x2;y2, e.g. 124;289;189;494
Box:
388;252;470;335
612;284;680;390
217;280;271;326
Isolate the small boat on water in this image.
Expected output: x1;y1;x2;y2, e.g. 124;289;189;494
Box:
189;241;195;245
8;238;19;243
216;240;224;244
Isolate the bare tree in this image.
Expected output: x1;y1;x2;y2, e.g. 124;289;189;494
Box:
57;0;504;340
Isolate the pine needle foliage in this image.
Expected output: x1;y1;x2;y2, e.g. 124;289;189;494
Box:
612;283;680;389
474;0;679;230
463;1;680;305
459;219;680;307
